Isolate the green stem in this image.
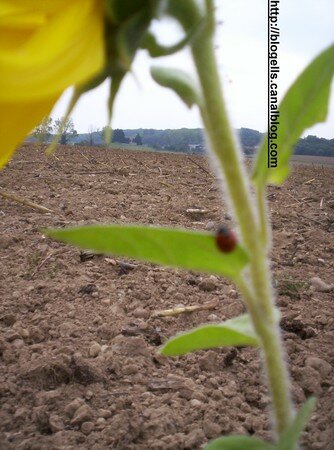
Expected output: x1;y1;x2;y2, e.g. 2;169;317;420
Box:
257;185;270;248
236;276;294;437
190;25;294;438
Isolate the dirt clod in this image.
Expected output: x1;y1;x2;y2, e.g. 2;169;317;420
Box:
71;404;93;425
310;277;333;292
89;342;102;358
198;277;217;292
81;421;95;435
305;357;332;379
64;398;85;417
49;414;65;433
295;367;323;396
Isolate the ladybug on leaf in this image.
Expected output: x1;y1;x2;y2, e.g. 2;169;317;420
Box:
215;225;237;253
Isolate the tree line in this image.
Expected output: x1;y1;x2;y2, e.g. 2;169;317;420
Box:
33;117;77;145
30;118;334;157
31;120;143;147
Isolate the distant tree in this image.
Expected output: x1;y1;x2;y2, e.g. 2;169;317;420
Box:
238;128;261;148
294;134;334;157
54;117;77;144
128;128;204;150
112;128;127;143
99;126;111;145
88;125;99;146
100;126;128;144
133;133;143;146
33;117;53;143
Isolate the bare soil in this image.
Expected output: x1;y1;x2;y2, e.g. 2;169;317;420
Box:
0;144;333;450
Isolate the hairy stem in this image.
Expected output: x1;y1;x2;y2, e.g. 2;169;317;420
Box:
236;274;294;437
257;185;270;247
190;22;294;438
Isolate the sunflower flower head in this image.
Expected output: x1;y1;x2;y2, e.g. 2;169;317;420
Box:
0;0;104;167
0;0;193;167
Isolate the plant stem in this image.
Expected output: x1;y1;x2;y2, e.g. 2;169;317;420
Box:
190;28;294;438
236;275;294;437
257;185;270;247
0;187;53;214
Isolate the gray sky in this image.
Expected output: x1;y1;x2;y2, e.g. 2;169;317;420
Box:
52;0;334;138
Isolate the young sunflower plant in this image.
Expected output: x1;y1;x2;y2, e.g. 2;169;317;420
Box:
2;1;334;449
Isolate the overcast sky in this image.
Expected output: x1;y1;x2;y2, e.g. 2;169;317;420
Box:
52;0;334;138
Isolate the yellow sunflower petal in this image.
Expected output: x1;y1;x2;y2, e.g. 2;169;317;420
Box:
0;97;57;168
0;0;105;168
0;0;105;101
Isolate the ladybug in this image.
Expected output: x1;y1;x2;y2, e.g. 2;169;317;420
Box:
215;225;237;253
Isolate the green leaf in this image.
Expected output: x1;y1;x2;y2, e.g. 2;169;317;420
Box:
142;14;204;58
161;314;259;356
142;31;193;57
253;43;334;186
105;0;148;25
117;12;150;70
204;435;275;450
106;74;124;143
166;0;204;32
277;398;316;450
45;225;249;280
151;66;202;108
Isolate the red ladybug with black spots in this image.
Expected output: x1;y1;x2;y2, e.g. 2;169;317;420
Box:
215;225;237;253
